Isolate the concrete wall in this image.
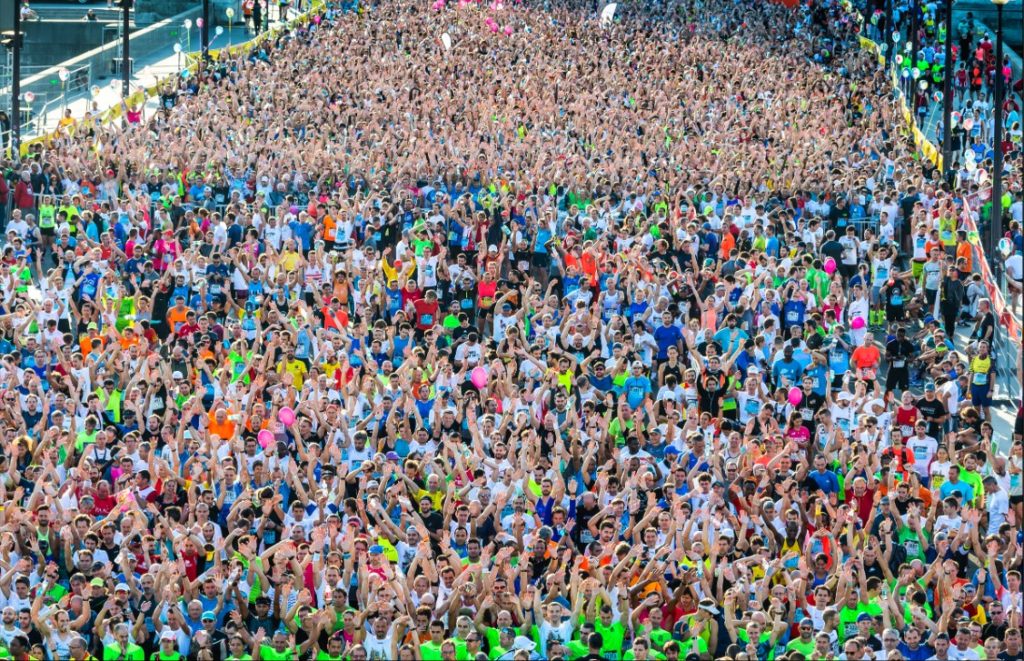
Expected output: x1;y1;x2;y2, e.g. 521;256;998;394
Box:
21;21;110;70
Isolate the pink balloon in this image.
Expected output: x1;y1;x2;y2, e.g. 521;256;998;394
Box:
788;387;803;406
278;407;296;426
503;25;513;36
823;257;837;275
257;429;274;449
489;23;499;33
470;366;488;388
850;316;866;330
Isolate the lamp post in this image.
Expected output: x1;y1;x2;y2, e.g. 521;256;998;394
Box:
884;0;894;65
201;0;210;60
941;0;953;180
990;0;1008;264
11;0;20;158
226;7;235;46
122;0;131;98
910;0;920;77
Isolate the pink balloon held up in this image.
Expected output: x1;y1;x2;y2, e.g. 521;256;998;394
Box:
503;25;513;36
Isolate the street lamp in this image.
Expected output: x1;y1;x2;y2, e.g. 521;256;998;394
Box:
184;18;193;56
940;0;953;180
990;0;1008;266
201;0;210;60
226;7;235;46
58;67;70;113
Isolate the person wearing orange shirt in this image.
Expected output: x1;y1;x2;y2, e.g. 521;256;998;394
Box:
955;230;973;277
166;297;191;334
850;332;882;383
208;406;237;442
116;326;141;350
79;322;107;356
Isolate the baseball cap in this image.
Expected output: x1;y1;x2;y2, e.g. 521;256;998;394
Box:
115;583;130;593
89;578;105;587
857;613;873;622
201;611;216;621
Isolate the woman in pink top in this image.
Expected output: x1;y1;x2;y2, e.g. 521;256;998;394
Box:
153;228;179;272
121;100;144;126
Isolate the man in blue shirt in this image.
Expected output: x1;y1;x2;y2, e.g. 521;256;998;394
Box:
772;345;804;388
808;454;840;495
938;465;974;503
713;314;749;355
653;311;683;362
622;361;653;410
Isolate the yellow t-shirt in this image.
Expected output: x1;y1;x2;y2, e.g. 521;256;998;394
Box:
969;356;992;387
277;359;308;388
415;489;445;511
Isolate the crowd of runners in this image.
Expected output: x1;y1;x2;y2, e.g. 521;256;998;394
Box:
0;0;1021;660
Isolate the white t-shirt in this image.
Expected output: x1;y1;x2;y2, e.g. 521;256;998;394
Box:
1005;253;1023;283
906;434;937;478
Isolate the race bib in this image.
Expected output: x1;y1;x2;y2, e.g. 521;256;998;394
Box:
893;359;905;368
973;372;988;386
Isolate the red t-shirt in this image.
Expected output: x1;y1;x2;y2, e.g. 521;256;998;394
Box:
895;406;920;441
412;299;439;330
849;488;875;526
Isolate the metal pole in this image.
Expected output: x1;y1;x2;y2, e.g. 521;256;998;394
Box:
122;0;130;98
11;0;20;158
202;0;210;60
941;0;953;177
991;2;1004;261
910;0;920;72
884;0;894;65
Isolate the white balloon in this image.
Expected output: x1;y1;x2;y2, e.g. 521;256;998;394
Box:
441;32;452;50
58;68;70;82
174;43;183;53
600;3;617;28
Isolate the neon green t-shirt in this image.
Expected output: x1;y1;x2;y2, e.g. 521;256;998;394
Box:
594;620;626;658
258;645;295;661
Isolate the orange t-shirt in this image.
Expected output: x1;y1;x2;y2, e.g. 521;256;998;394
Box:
851;345;880;369
956;241;973;273
208;411;237;441
167;307;190;331
323;214;337;242
79;333;107;356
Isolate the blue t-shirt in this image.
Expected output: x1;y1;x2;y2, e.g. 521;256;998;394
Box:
622;376;652;410
772;358;804;388
653;324;683;360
